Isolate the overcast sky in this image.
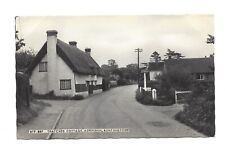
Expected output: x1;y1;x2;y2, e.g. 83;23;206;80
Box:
16;15;214;67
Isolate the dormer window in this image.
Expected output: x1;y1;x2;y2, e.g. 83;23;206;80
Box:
39;62;47;72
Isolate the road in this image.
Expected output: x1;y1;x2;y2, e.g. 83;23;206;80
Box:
17;85;205;139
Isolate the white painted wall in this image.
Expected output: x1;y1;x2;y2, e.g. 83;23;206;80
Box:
74;73;102;85
30;55;48;95
150;71;162;81
74;73;103;96
30;54;76;97
54;55;75;97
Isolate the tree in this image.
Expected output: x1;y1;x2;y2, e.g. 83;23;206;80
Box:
16;30;25;51
16;50;35;72
108;59;118;68
207;34;214;44
164;49;184;60
150;51;161;62
158;68;193;102
206;34;215;58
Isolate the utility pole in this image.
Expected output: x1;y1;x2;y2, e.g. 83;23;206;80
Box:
135;48;143;88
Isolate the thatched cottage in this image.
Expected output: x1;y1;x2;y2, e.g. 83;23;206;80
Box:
27;30;104;97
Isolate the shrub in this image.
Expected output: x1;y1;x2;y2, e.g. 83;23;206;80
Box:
33;93;84;100
135;89;174;106
16;50;35;72
118;79;131;86
157;68;193;103
175;82;215;136
71;95;84;100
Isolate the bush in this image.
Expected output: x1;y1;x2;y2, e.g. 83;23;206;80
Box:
33;93;84;100
175;82;215;136
135;89;174;106
16;50;35;72
117;79;131;86
158;69;193;101
71;95;84;100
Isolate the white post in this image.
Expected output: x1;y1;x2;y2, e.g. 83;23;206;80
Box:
175;90;177;104
152;89;157;100
144;72;147;90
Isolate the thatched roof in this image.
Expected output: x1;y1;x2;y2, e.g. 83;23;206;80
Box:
27;39;104;76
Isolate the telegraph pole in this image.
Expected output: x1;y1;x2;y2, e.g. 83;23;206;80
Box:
135;48;143;88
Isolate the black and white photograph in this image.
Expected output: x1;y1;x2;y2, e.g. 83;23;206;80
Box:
15;15;215;139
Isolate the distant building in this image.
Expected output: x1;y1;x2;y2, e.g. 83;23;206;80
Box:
164;58;214;82
27;30;104;97
141;57;214;89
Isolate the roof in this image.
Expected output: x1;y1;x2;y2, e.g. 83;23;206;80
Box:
164;58;214;74
27;39;104;76
148;62;164;71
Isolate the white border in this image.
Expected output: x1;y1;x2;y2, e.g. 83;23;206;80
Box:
0;0;224;146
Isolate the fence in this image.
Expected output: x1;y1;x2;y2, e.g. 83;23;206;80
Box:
175;90;192;104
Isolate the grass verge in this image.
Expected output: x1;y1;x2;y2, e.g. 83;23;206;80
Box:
17;99;51;125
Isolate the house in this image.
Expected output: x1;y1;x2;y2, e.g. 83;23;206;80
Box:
27;30;104;97
164;58;214;82
148;62;164;81
141;57;214;89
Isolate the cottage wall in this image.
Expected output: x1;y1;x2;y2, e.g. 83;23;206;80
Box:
54;55;76;97
30;55;48;95
30;55;76;97
74;73;103;97
93;76;103;94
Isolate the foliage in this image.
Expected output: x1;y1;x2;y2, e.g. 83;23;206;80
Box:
101;60;138;87
157;68;193;102
135;89;174;106
108;59;118;68
71;95;84;100
150;51;161;62
175;82;215;136
207;34;215;44
102;78;110;91
16;50;35;72
164;49;185;60
33;93;85;100
16;30;26;51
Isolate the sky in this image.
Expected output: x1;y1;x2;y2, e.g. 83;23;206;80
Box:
16;15;214;67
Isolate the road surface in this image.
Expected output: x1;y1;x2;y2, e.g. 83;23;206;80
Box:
17;85;205;139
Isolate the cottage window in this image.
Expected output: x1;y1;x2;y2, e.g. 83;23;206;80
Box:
60;79;71;90
196;74;204;80
39;62;47;72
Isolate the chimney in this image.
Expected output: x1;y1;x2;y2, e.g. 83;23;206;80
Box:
85;48;91;56
69;41;77;47
46;30;58;93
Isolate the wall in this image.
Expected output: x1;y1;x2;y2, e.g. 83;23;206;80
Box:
150;71;162;81
30;54;76;97
30;55;48;95
54;55;76;97
74;73;103;96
